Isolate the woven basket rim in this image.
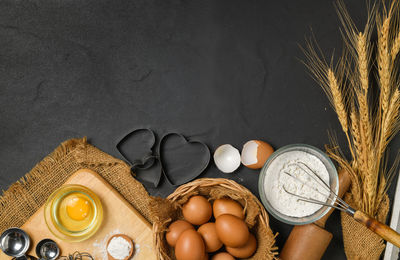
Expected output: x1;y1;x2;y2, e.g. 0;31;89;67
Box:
152;177;278;260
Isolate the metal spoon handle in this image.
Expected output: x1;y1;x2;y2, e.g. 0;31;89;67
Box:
13;255;38;260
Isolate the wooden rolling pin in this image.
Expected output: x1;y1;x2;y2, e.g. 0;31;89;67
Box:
279;169;351;260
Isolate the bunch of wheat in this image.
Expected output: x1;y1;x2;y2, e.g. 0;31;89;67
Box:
302;0;400;217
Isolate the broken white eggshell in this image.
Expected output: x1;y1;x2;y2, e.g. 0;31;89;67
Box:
241;140;274;169
213;144;241;173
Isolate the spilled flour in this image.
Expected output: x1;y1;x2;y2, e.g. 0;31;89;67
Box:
264;150;331;217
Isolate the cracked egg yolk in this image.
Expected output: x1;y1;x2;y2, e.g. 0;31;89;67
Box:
57;192;94;232
66;196;90;221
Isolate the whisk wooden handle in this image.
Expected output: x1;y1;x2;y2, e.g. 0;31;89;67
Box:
353;210;400;248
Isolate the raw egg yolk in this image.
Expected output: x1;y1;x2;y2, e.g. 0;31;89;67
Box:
66;196;91;221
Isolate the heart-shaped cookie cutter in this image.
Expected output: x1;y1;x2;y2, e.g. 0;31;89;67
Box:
116;128;210;187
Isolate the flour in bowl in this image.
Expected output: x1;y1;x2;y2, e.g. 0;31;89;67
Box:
264;150;330;217
107;236;132;259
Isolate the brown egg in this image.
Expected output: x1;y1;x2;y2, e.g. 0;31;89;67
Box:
226;233;257;258
241;140;274;169
182;196;212;225
215;214;249;247
213;198;244;219
175;229;206;260
203;253;209;260
166;220;195;247
211;252;235;260
198;223;223;252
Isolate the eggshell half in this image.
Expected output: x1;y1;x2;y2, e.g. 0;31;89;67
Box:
241;140;274;169
214;144;241;173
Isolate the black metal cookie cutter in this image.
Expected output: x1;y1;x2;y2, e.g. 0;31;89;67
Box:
116;128;210;187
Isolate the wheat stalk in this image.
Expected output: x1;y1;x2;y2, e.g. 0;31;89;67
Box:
350;108;361;169
375;174;386;212
354;30;378;212
355;31;373;168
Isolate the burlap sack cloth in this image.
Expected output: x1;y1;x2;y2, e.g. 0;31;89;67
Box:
341;193;390;260
0;137;277;260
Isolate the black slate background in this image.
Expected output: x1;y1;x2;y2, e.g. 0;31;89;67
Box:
1;0;399;259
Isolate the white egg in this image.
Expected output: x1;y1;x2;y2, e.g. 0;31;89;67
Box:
213;144;241;173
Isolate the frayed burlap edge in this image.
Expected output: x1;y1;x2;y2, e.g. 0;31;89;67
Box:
0;137;154;233
341;193;389;260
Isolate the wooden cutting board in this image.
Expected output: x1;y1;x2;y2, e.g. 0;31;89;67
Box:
0;169;156;260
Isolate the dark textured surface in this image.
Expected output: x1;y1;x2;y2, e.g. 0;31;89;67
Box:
0;0;398;259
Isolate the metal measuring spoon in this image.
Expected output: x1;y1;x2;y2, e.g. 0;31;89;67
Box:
0;228;31;258
35;239;60;260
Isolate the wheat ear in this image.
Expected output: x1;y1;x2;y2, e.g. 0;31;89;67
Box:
357;33;369;93
382;89;400;147
328;69;348;133
377;16;392;154
390;0;400;61
391;33;400;61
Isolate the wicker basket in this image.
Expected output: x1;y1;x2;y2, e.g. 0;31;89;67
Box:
152;178;278;260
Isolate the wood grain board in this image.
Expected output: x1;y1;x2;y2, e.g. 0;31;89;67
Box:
0;169;156;260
